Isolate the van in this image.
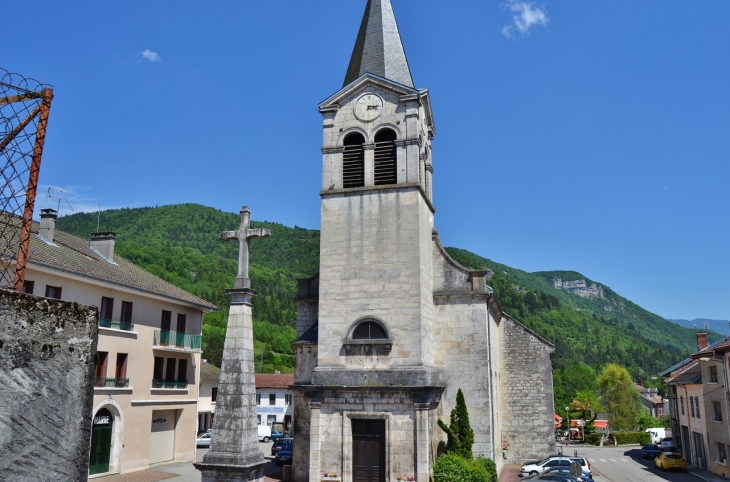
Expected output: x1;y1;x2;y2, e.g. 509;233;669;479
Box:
258;424;272;442
645;428;667;444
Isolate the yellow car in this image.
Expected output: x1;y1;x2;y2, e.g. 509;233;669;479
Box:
654;452;688;471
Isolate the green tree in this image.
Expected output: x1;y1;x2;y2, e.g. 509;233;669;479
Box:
597;364;644;430
570;390;602;424
438;389;475;459
637;413;659;431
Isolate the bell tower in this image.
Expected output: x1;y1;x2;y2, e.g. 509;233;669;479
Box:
314;0;438;386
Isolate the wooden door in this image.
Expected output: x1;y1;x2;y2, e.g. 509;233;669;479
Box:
352;419;385;482
89;409;113;475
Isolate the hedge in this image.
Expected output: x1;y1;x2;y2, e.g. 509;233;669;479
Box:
612;432;650;445
433;453;497;482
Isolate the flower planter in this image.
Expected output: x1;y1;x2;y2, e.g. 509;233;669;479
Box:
321;477;341;481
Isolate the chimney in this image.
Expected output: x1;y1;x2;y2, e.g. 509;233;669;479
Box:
90;231;116;262
38;209;58;243
697;332;708;351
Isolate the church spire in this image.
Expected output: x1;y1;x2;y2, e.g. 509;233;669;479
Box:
343;0;414;88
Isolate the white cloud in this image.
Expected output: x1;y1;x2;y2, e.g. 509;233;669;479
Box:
502;1;549;38
141;49;161;62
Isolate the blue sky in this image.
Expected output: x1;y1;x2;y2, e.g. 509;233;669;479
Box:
5;1;730;321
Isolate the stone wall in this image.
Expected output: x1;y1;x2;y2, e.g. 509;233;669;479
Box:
0;289;98;481
499;315;555;464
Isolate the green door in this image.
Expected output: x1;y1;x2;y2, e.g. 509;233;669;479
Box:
89;409;113;475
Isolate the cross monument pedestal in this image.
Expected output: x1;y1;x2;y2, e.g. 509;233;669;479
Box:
194;206;271;482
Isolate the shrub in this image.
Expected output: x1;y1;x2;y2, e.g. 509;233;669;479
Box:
438;388;475;459
432;453;489;482
476;457;497;482
613;431;650;445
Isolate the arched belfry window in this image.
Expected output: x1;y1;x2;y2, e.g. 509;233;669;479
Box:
352;320;388;340
374;129;397;185
343;132;365;188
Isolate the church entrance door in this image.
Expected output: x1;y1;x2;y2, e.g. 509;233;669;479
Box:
352;419;385;482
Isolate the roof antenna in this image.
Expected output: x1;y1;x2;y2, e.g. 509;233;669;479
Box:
45;187;74;214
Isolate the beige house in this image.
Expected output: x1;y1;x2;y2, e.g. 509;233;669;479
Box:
20;209;216;476
198;362;221;433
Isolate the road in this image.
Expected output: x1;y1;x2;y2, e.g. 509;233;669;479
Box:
565;445;696;482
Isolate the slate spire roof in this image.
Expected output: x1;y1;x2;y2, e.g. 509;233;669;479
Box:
343;0;414;88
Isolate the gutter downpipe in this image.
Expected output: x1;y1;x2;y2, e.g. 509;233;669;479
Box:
486;299;497;463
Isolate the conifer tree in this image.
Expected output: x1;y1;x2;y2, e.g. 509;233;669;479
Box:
438;388;474;459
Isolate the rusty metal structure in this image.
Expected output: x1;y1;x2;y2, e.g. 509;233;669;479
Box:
0;68;53;290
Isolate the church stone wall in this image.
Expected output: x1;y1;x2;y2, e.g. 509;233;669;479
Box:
433;295;496;460
0;289;98;482
499;316;555;464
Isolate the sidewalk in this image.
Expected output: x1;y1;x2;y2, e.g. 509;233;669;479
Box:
687;466;730;482
498;464;521;481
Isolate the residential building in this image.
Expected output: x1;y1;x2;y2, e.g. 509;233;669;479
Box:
663;332;730;475
198;362;221;433
17;209;216;476
197;366;295;434
255;373;294;430
634;379;669;418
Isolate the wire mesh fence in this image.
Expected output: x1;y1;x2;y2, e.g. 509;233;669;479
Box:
0;68;53;290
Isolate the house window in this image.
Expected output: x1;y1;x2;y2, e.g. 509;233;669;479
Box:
115;353;128;381
257;415;261;425
178;359;187;383
161;310;171;331
714;401;723;422
45;285;62;299
166;358;177;381
269;394;276;406
100;296;114;321
94;352;108;378
373;128;398;185
121;301;133;324
342;132;365;188
153;357;164;380
212;387;218;403
23;280;34;294
285;394;292;405
177;313;187;334
680;396;685;415
717;443;727;465
691;397;695;418
352;320;387;340
256;393;261;405
267;415;276;426
696;397;701;418
710;366;719;383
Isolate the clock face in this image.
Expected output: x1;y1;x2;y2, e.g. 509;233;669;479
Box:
354;93;383;122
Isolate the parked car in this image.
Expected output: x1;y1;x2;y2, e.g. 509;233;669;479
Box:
654;452;687;472
641;443;662;459
258;424;272;442
521;457;591;477
270;429;284;441
196;432;212;447
546;455;591;475
272;438;293;456
660;437;674;450
275;443;294;466
524;467;592;481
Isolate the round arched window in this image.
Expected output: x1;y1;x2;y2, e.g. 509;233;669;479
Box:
352;320;388;340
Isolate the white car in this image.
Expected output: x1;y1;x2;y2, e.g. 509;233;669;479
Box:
196;432;212;447
520;456;591;477
258;424;272;442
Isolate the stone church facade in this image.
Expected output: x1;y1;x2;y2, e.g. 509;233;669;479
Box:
291;1;555;480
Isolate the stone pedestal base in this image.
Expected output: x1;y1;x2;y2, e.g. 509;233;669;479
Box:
194;459;268;482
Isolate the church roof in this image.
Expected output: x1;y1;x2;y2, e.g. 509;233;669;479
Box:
343;0;414;88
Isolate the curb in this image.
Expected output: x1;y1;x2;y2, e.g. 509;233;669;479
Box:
687;471;711;482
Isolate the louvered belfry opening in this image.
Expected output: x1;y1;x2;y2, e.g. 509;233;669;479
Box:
343;132;366;188
374;129;397;185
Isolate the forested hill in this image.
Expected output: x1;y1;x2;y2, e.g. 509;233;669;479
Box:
57;204;716;386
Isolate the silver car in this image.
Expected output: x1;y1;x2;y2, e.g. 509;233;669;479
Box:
196;432;212;447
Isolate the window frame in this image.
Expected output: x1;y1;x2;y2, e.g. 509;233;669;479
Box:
256;393;261;405
212;387;218;403
714;401;723;422
121;301;133;324
23;280;34;294
45;285;62;299
710;365;719;383
269;393;276;406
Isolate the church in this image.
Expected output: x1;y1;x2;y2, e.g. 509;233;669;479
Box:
290;1;555;481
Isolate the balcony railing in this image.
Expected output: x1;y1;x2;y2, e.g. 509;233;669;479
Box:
99;318;134;331
153;330;202;350
94;377;129;388
152;379;188;389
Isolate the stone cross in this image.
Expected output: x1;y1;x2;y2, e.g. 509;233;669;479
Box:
220;206;271;289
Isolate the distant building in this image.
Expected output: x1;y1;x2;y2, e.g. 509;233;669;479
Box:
634;378;669;418
198;362;221;433
256;373;294;429
14;209;216;476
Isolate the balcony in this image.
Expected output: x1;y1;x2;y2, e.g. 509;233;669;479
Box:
99;317;134;332
94;377;129;388
152;379;188;389
153;330;202;352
